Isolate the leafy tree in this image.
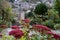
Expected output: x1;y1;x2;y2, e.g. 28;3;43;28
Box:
0;0;11;20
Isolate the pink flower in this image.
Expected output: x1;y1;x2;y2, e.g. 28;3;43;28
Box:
11;26;20;29
53;34;60;39
23;18;30;23
9;29;24;39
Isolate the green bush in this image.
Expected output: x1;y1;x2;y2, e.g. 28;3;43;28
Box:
34;3;48;15
30;18;42;25
25;12;35;18
55;18;60;23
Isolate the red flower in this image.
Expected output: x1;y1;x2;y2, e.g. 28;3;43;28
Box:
11;26;20;29
42;26;51;31
46;31;55;35
9;29;24;39
9;30;17;35
14;32;24;39
23;18;30;23
53;34;60;39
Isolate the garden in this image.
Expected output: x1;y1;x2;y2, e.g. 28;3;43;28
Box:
0;0;60;40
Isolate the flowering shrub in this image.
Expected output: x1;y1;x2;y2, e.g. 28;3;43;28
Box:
33;24;51;31
22;18;31;29
1;18;60;40
32;24;60;40
9;29;24;39
46;29;60;40
11;26;20;29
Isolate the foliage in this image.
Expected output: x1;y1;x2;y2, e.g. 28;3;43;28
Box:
55;18;60;23
26;9;60;29
47;9;59;20
2;35;15;40
41;20;55;29
34;3;48;15
25;11;35;18
0;20;6;25
54;0;60;14
0;0;16;27
54;23;60;29
0;0;10;9
0;0;11;20
40;9;60;29
30;18;42;25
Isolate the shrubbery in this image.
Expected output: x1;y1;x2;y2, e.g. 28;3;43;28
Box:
25;2;60;29
34;3;48;15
